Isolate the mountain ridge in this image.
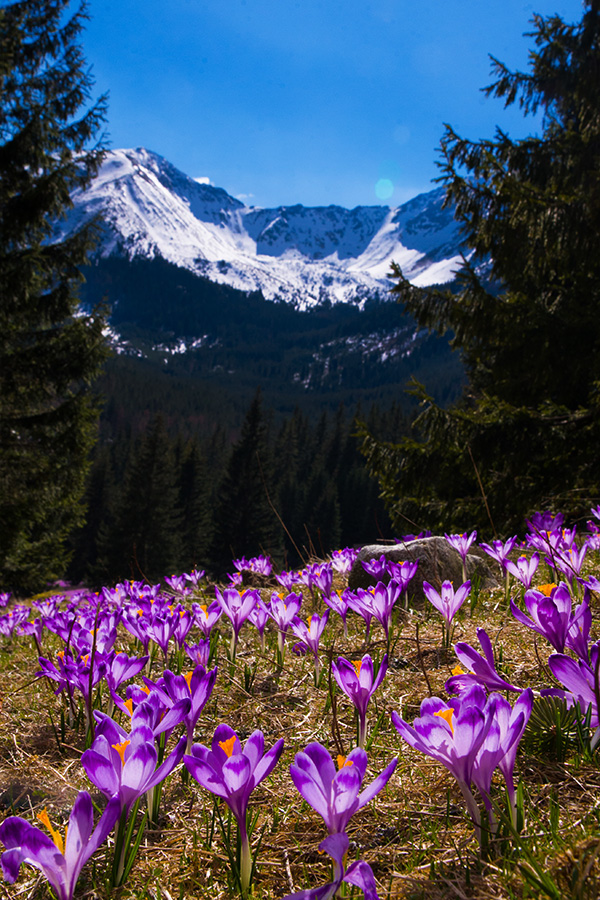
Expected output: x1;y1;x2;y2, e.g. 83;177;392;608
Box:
59;147;467;309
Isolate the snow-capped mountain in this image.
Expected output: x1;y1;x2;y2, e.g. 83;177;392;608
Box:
59;148;466;309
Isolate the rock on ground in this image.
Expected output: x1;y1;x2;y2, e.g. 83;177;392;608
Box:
347;536;500;607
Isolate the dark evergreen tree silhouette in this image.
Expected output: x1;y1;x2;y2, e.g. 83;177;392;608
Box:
0;0;109;592
209;391;282;574
361;1;600;535
177;436;213;570
106;416;183;582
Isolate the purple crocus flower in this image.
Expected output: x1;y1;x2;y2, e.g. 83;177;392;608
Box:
553;544;588;586
445;628;521;695
172;607;194;648
290;611;329;684
422;580;471;643
245;598;268;653
565;596;592;662
346;589;375;641
548;641;600;735
268;592;303;659
164;574;187;594
145;611;179;664
289;743;397;835
104;651;149;696
215;586;259;660
0;792;120;900
526;510;564;535
282;832;380;900
0;606;30;638
323;589;351;638
274;570;301;591
445;531;477;561
192;600;223;638
184;639;211;668
479;536;518;568
354;580;402;644
309;564;334;598
184;568;206;588
330;547;359;575
332;654;388;748
185;724;284;894
445;531;476;582
361;555;388;579
143;664;218;751
81;718;187;816
392;685;493;843
504;553;539;589
385;559;418;599
510;581;573;652
471;689;533;828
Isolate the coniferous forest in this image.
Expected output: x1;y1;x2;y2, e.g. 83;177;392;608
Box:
62;254;463;590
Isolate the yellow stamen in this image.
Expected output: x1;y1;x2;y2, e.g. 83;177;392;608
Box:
352;661;362;676
451;664;466;677
57;650;65;661
218;736;237;757
200;604;208;617
307;615;313;628
434;708;455;733
124;698;134;716
337;755;353;770
37;809;66;854
538;583;557;597
112;740;131;766
184;671;193;691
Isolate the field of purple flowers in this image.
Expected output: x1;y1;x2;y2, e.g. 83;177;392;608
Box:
1;509;600;899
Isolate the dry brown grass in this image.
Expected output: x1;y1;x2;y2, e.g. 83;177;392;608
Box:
1;564;600;900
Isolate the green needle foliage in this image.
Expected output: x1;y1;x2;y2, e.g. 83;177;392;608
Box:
361;1;600;536
0;0;109;592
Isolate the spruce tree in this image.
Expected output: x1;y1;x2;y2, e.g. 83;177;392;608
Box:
177;436;213;570
0;0;108;592
361;1;600;535
107;416;183;583
209;390;282;574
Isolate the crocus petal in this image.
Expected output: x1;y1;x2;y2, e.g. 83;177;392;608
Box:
344;860;381;900
184;755;229;800
64;794;121;895
252;737;284;786
0;818;66;897
289;765;331;822
80;748;121;799
222;754;252;796
356;757;397;810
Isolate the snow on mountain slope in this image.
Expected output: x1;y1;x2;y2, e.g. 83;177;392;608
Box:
59;148;467;309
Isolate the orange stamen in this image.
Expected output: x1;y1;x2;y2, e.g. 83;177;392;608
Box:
451;664;466;677
184;671;193;691
37;808;66;854
218;736;237;757
337;755;353;769
353;661;362;676
538;583;557;596
112;740;131;766
434;708;455;733
124;698;134;716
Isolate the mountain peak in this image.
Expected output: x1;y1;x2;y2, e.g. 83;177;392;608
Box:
61;148;466;308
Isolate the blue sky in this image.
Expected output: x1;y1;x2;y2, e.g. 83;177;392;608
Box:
83;0;584;209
